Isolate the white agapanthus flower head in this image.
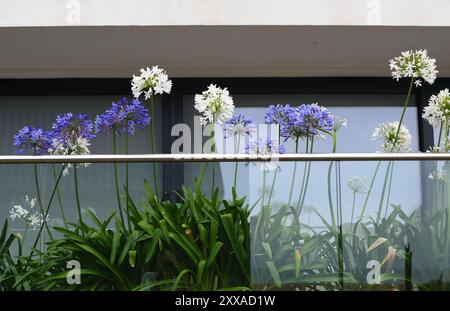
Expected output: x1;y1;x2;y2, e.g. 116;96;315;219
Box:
194;84;235;126
347;176;368;194
333;116;348;132
49;137;91;176
131;66;172;99
372;121;412;152
422;88;450;127
428;168;447;182
9;196;48;229
389;50;438;86
9;204;29;221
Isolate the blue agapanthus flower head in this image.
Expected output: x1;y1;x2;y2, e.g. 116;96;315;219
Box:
13;126;53;155
95;97;150;135
294;103;334;135
245;138;286;155
265;104;294;125
51;112;95;143
224;114;255;138
281;108;307;141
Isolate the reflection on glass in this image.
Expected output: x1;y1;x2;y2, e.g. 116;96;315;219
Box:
2;159;450;290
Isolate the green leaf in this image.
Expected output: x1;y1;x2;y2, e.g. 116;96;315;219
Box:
168;232;202;262
207;242;223;267
110;232;121;263
172;269;193;291
196;259;207;286
265;261;282;288
143;230;161;263
261;242;272;260
128;250;136;267
295;248;301;279
118;237;134;265
74;242;130;289
0;219;8;247
220;213;250;281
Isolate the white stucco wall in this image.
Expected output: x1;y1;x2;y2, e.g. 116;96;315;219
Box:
0;0;449;27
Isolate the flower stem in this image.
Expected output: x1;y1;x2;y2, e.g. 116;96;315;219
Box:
125;123;132;231
73;163;83;226
360;161;381;221
297;136;314;215
384;162;395;219
267;130;281;206
376;161;393;223
295;137;310;212
113;132;126;231
287;138;300;206
51;164;67;228
211;126;216;196
252;170;267;269
149;94;159;194
233;135;241;190
350;192;357;228
29;165;66;260
445;116;449;152
262;170;266;208
33;148;53;240
437;121;443;149
338;224;344;288
394;77;415;145
267;170;278;207
198;163;208;188
326;131;337;228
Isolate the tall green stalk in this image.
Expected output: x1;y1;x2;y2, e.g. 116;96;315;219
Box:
296;136;314;215
437;122;443;149
125;122;131;230
197;123;215;191
383;162;395;219
210;125;216;196
29;165;66;259
149;94;159;194
262;170;266;208
359;161;381;221
393;77;415;144
377;77;414;228
233;134;241;189
73;163;83;226
51;164;67;228
287;139;300;206
324;131;337;228
443;116;450;248
113;131;126;230
267;129;281;206
350;191;357;228
33;148;53;240
378;74;412;223
445;117;449;152
338;224;344;288
252;170;267;264
376;161;393;223
295;137;309;214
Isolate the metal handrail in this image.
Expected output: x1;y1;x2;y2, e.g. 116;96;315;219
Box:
0;153;449;164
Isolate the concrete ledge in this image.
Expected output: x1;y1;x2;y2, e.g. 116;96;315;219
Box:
1;0;449;27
